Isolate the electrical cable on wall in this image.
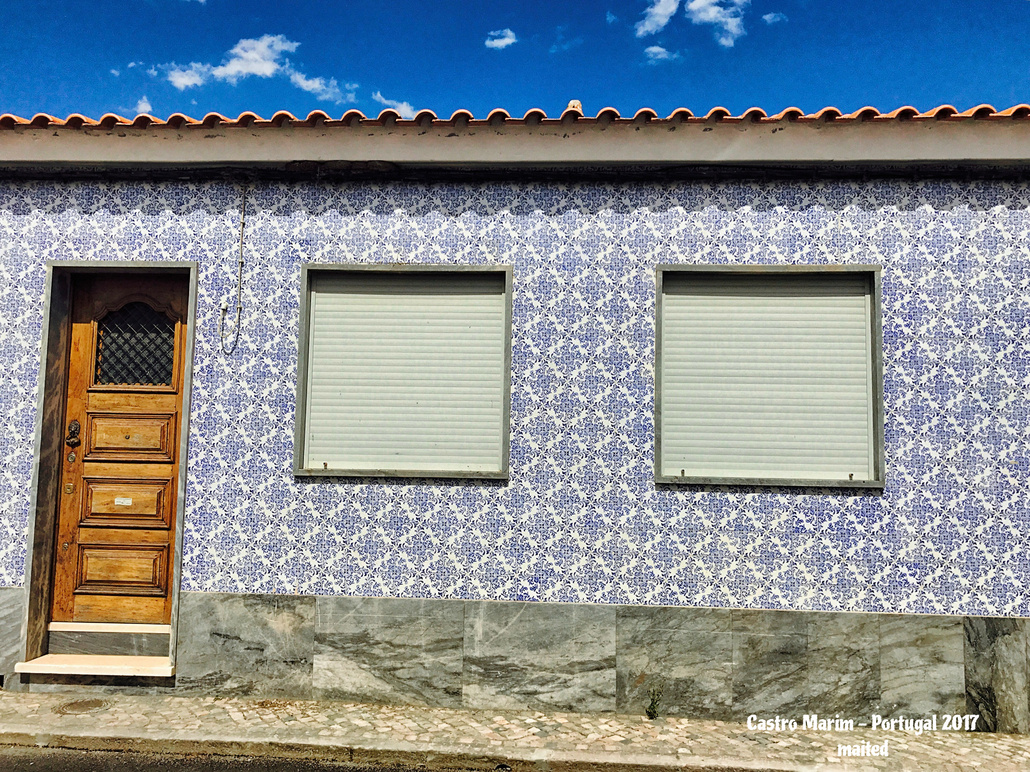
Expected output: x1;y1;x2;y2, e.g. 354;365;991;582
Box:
219;185;247;355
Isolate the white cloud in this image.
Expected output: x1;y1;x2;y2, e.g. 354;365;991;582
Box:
167;62;210;90
289;71;355;104
644;45;681;63
606;11;618;24
685;0;751;47
372;91;416;120
762;12;786;24
134;96;153;114
159;34;355;104
635;0;679;37
210;34;298;84
167;35;296;90
147;66;158;77
485;29;517;49
110;69;120;77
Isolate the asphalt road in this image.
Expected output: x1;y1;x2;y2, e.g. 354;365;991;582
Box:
0;747;455;771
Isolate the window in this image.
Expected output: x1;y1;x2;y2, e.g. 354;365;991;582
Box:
655;266;884;487
295;266;512;478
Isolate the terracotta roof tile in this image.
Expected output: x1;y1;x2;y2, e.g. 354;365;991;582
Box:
486;108;512;125
768;107;804;121
840;107;880;121
412;109;438;126
996;104;1030;118
701;107;731;121
3;105;1030;130
667;108;694;121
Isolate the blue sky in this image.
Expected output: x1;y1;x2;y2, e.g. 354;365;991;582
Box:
2;0;1028;120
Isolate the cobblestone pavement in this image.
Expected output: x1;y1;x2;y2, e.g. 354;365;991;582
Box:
2;691;1030;771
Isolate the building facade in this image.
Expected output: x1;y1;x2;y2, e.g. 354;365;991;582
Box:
0;105;1028;730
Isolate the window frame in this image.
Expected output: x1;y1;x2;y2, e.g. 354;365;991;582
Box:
654;264;885;488
293;263;514;479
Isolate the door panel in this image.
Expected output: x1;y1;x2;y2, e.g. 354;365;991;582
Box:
80;476;173;529
83;413;176;461
51;274;188;624
76;544;168;595
70;595;168;624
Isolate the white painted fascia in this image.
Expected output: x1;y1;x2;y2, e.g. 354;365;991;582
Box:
0;120;1028;168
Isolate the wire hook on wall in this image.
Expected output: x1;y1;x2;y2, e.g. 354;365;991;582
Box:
219;185;247;355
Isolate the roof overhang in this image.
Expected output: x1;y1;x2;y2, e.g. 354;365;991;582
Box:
2;114;1030;180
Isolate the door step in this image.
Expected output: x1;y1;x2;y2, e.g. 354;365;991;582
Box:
46;622;171;657
15;654;174;677
48;622;172;634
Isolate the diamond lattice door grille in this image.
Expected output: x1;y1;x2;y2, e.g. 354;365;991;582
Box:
95;302;176;386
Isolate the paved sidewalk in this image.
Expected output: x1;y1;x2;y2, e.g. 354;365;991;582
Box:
1;691;1030;771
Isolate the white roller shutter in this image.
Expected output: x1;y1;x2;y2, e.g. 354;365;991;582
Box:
658;271;876;483
304;271;509;476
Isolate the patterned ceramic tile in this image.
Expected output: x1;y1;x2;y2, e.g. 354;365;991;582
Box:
0;179;1027;616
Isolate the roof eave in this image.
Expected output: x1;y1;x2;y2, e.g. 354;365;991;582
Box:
1;119;1029;176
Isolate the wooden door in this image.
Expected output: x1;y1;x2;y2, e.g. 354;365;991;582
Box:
51;274;188;624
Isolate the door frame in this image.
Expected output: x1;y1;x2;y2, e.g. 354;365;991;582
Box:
20;261;198;668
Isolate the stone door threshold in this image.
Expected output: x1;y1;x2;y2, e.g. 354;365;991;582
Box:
15;654;175;677
48;622;172;634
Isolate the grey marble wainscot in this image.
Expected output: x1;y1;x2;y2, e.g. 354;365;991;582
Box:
48;629;170;657
175;592;315;699
616;606;732;719
731;610;810;720
314;597;463;707
463;601;616;713
22;675;177;696
879;614;965;717
805;612;880;717
965;617;1029;733
0;587;25;684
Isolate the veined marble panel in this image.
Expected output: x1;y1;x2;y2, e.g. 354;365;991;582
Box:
964;617;1029;733
463;601;616;712
175;592;314;699
48;631;169;657
731;609;809;719
24;675;176;695
880;615;965;717
616;606;732;719
732;636;808;719
733;609;808;636
805;612;880;716
313;596;463;707
0;587;24;681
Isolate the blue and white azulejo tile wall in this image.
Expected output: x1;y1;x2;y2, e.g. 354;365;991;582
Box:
0;178;1027;616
